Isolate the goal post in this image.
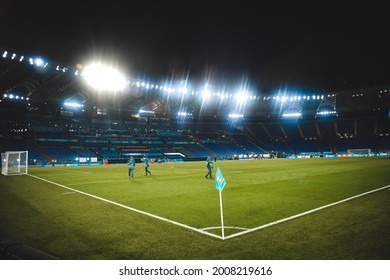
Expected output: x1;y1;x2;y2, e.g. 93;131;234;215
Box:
347;148;371;157
1;151;28;176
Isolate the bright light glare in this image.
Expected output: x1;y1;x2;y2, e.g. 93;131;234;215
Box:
317;110;337;115
83;63;127;92
228;113;243;118
235;92;249;103
282;112;302;117
202;90;211;99
35;58;44;66
64;101;83;108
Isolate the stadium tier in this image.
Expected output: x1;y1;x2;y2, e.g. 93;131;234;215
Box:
0;107;389;165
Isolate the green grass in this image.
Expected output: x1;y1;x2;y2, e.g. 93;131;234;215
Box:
0;157;389;259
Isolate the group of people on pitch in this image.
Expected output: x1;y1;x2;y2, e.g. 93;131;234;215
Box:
127;156;152;178
128;155;215;179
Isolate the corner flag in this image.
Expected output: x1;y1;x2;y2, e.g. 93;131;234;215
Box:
214;166;227;239
214;167;226;191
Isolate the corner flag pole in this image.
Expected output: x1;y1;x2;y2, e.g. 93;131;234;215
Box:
214;166;226;240
219;189;225;240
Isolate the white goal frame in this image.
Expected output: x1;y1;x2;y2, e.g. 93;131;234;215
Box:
1;150;28;176
347;148;371;156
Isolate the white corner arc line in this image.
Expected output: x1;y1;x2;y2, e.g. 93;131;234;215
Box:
202;226;249;231
224;184;390;240
27;174;223;240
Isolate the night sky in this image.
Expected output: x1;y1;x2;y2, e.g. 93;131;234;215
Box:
1;1;389;94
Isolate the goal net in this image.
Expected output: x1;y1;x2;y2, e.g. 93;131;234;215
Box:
1;151;28;176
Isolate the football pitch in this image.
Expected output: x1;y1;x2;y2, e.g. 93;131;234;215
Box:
0;157;389;259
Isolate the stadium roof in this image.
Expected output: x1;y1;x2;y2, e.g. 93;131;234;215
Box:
1;49;389;121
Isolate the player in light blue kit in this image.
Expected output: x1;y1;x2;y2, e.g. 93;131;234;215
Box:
127;156;135;179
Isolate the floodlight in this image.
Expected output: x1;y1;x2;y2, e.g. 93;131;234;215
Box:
34;58;44;67
64;101;83;108
202;90;211;99
178;111;191;116
282;112;302;118
178;87;188;94
83;63;127;92
228;113;243;118
235;92;248;103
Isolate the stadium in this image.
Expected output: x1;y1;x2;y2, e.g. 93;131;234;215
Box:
0;47;389;261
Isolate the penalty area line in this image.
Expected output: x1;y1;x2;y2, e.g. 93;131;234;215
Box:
26;174;222;240
225;184;390;240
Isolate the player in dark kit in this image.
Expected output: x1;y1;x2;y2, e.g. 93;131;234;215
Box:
205;156;213;179
144;158;152;176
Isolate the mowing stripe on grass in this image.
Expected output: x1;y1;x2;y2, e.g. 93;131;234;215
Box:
68;179;134;186
224;184;390;240
62;192;77;195
27;174;223;240
42;173;93;177
42;169;92;174
66;174;199;185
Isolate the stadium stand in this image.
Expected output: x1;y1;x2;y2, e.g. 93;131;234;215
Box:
1;48;389;165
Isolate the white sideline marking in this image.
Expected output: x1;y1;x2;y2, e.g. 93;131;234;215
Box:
224;184;390;240
26;174;389;241
27;174;223;240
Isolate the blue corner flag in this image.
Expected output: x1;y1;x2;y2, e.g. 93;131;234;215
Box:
214;167;226;191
